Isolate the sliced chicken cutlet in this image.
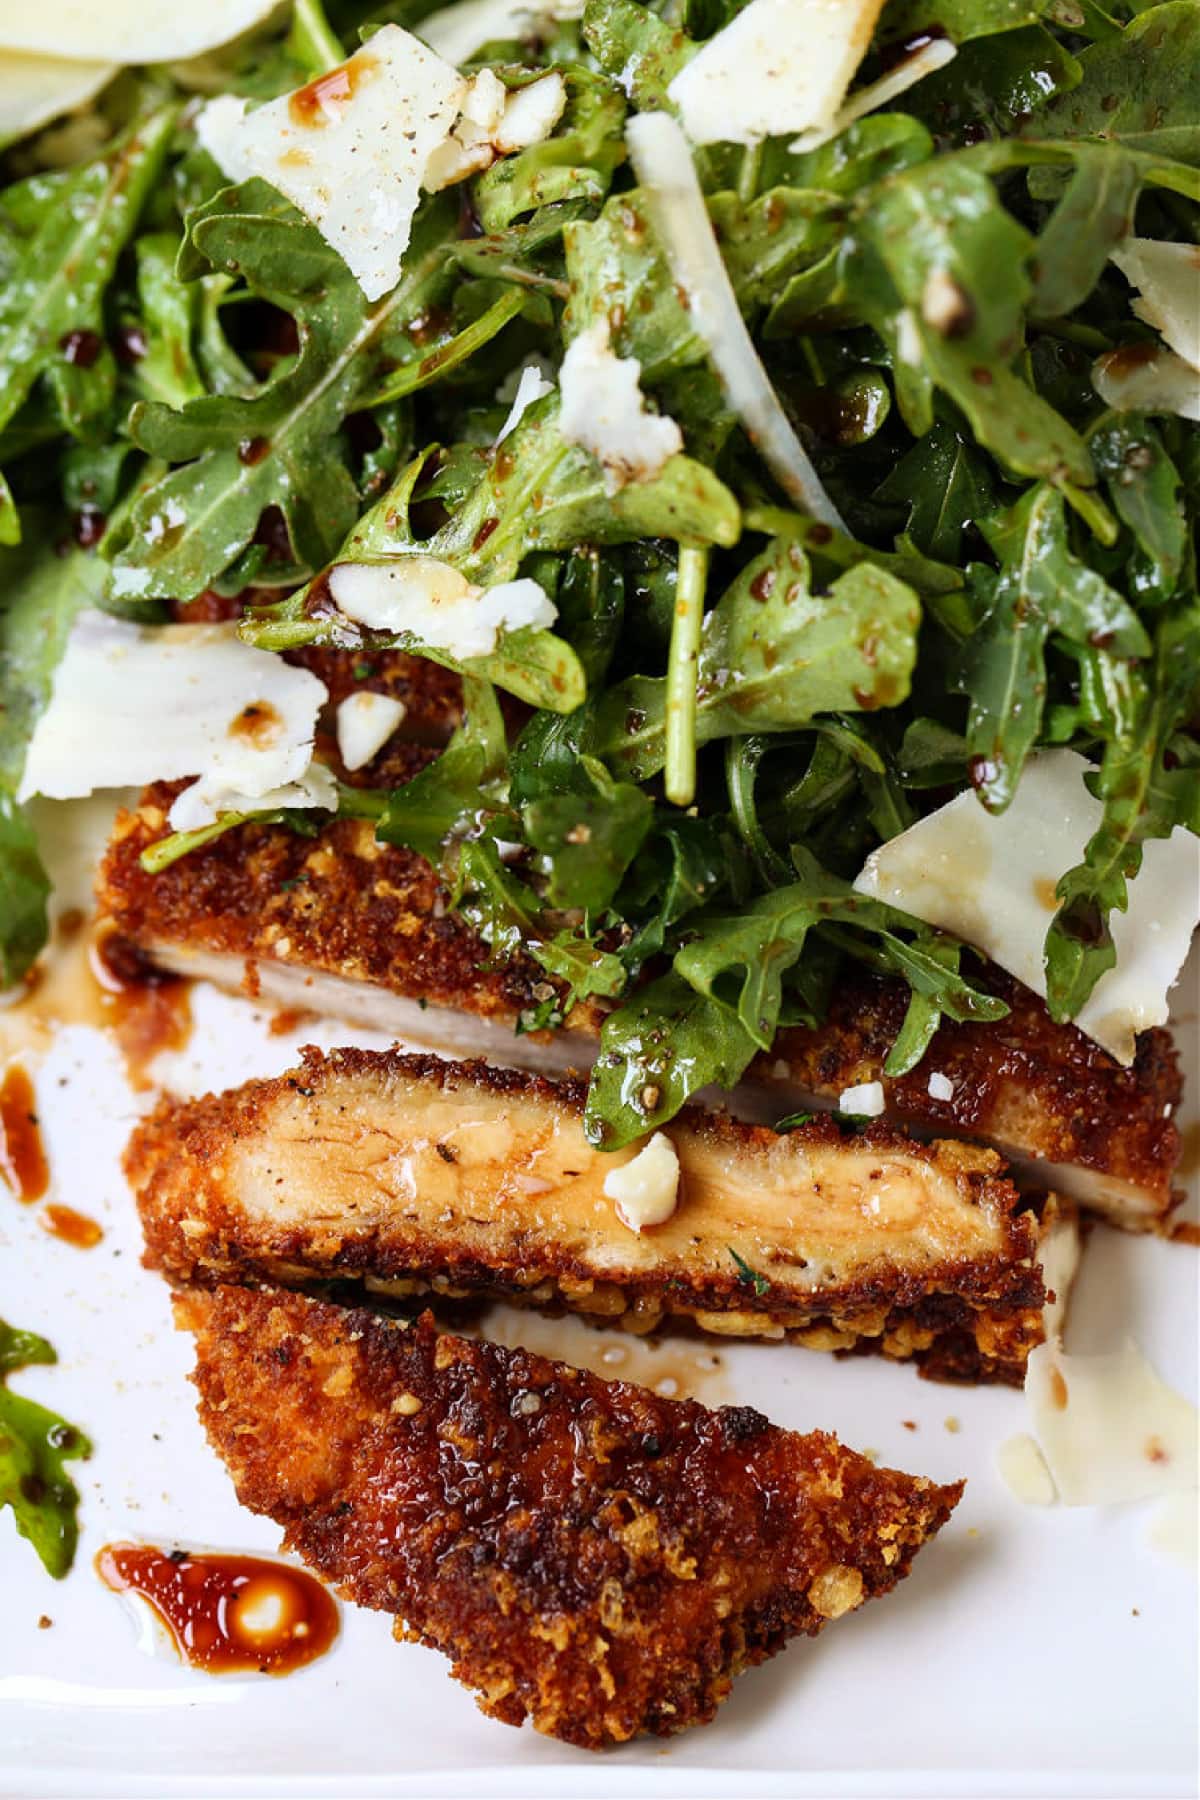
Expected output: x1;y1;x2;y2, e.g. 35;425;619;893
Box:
753;969;1183;1233
98;805;1183;1232
129;1049;1052;1383
177;1284;963;1746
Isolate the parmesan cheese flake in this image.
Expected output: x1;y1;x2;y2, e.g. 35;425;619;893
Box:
19;611;328;819
196;27;467;302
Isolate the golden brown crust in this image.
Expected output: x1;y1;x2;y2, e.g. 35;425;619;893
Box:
178;1284;963;1746
98;785;557;1027
99;777;1181;1229
759;968;1183;1229
129;1048;1046;1384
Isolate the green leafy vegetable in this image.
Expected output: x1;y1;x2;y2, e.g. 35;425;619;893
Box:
0;1318;91;1580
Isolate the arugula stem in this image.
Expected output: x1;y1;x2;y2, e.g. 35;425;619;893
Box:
664;543;708;807
1062;482;1119;546
288;0;344;74
737;143;763;205
363;290;525;408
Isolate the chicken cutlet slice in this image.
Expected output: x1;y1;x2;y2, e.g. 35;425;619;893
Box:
130;1048;1050;1383
98;809;1182;1231
753;968;1183;1233
177;1284;963;1746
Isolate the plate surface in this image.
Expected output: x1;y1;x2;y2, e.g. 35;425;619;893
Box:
1;803;1197;1799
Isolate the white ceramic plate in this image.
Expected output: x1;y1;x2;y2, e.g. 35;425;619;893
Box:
1;801;1197;1799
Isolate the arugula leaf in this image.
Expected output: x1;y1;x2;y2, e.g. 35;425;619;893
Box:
583;0;694;109
1033;3;1200;166
374;676;508;865
1046;605;1200;1017
842;160;1095;489
597;542;921;780
107;190;458;601
583;970;760;1148
874;420;998;564
456;838;628;1016
0;107;176;512
0;1318;90;1580
879;0;1052;41
959;484;1150;811
475;66;627;234
1089;414;1186;604
522;757;653;911
0;536;108;983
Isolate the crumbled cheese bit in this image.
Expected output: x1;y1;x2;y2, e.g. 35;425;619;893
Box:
838;1081;885;1117
493;73;566;152
495;361;555;444
19;610;327;812
854;748;1200;1065
667;0;887;147
335;691;407;773
558;321;683;493
197;27;467;302
602;1132;680;1233
424;69;565;191
0;0;283;61
328;556;557;659
926;1071;955;1103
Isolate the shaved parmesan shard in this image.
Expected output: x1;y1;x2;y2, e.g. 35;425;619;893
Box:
0;0;283;62
196;28;467;303
1092;344;1200;424
168;761;338;833
19;612;327;816
602;1132;681;1233
1110;238;1200;370
495;362;555;444
558;322;683;493
789;38;957;153
996;1433;1057;1507
335;690;407;773
926;1071;954;1102
418;0;584;65
667;0;886;148
853;749;1200;1064
1026;1340;1198;1508
0;51;115;144
327;557;556;660
1038;1195;1080;1349
626;111;846;530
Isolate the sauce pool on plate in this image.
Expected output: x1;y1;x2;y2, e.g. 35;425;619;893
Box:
96;1544;339;1675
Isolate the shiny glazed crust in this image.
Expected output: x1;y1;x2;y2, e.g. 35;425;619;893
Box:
178;1284;963;1747
129;1048;1047;1384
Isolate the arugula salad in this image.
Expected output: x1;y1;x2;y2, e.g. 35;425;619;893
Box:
1;0;1198;1160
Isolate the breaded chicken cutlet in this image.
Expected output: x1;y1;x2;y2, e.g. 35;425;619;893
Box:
98;719;1183;1232
129;1048;1056;1383
178;1284;963;1746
